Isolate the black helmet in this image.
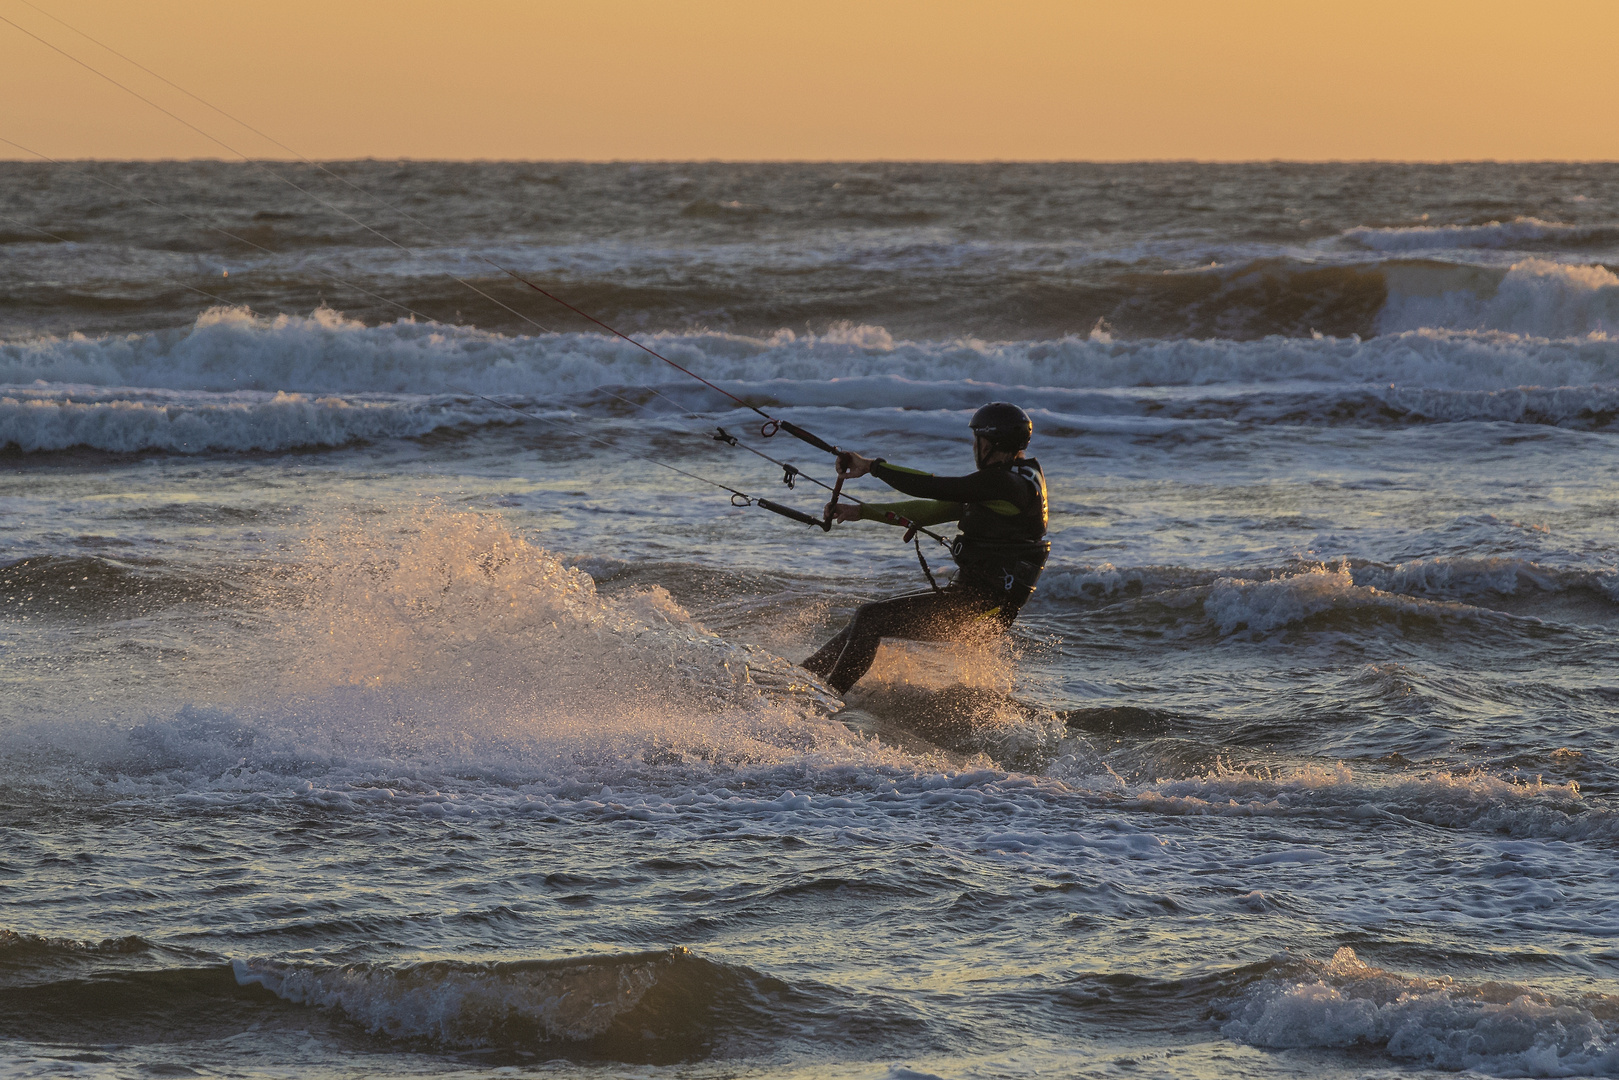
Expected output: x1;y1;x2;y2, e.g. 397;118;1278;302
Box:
969;402;1032;452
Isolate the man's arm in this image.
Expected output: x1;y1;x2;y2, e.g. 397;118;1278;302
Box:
869;461;1026;508
860;499;962;528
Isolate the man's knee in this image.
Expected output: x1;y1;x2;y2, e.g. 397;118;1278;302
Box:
845;600;886;634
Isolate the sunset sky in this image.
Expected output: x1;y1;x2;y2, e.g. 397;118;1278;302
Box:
2;0;1616;162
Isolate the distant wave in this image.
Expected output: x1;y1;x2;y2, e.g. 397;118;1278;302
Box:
1103;760;1606;845
1034;564;1529;643
1379;258;1619;337
1035;556;1619;633
0;385;484;454
1112;255;1619;340
1344;216;1619;252
5;305;1619;394
9;306;1619;453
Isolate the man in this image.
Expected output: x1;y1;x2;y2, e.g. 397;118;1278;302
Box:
802;402;1050;694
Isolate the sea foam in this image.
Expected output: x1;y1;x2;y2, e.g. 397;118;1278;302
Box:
1380;258;1619;337
1224;947;1619;1077
0;507;912;804
6;306;1619;401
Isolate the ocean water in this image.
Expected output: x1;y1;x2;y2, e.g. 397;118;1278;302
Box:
3;161;1619;1079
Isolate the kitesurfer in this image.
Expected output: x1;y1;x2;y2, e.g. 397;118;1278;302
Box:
803;402;1050;694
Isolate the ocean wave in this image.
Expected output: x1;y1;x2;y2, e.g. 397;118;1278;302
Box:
16;377;1619;458
233;948;809;1061
1070;255;1619;340
1036;557;1619;623
0;385;482;454
1;945;904;1064
1345;217;1619;252
1221;946;1619;1076
1038;563;1529;640
1107;760;1613;845
1200;564;1510;638
0;554;229;620
1379;258;1619;337
1352;556;1619;605
1355;383;1619;427
1105;258;1387;339
0;930;151;967
7;307;1619;412
0;963;278;1049
1112;255;1619;343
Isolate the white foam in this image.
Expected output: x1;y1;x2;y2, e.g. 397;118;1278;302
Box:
1380;258;1619;338
1104;759;1615;846
1201;563;1485;637
1224;947;1619;1076
7;307;1619;422
0;507;950;805
1031;563;1151;602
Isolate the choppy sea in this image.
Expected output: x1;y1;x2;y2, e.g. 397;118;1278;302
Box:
3;162;1619;1079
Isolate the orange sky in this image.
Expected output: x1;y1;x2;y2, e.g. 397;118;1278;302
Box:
2;0;1616;161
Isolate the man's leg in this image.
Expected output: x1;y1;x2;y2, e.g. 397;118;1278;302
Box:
803;587;1004;694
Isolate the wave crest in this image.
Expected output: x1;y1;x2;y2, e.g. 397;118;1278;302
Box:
1222;947;1619;1076
0;386;475;454
233;948;822;1062
1345;217;1619;252
1380;258;1619;337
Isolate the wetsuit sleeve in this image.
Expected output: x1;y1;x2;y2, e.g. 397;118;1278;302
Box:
858;499;963;528
869;460;1029;507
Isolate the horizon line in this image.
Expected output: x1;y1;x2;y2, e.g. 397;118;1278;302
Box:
5;156;1619;166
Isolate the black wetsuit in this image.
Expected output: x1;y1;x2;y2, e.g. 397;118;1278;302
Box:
803;456;1050;694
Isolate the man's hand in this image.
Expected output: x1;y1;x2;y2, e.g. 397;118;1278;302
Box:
836;451;874;479
823;502;862;523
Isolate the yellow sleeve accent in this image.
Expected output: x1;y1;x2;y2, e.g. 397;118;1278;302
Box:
859;499;962;527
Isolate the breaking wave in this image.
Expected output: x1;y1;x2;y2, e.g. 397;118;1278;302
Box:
1379;258;1619;337
232;948;811;1062
1037;555;1619;621
1198;564;1504;638
6;305;1619;455
0;506;911;804
1036;560;1601;643
1222;947;1619;1076
1102;760;1611;845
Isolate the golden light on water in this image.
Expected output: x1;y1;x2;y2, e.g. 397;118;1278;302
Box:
3;0;1617;161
